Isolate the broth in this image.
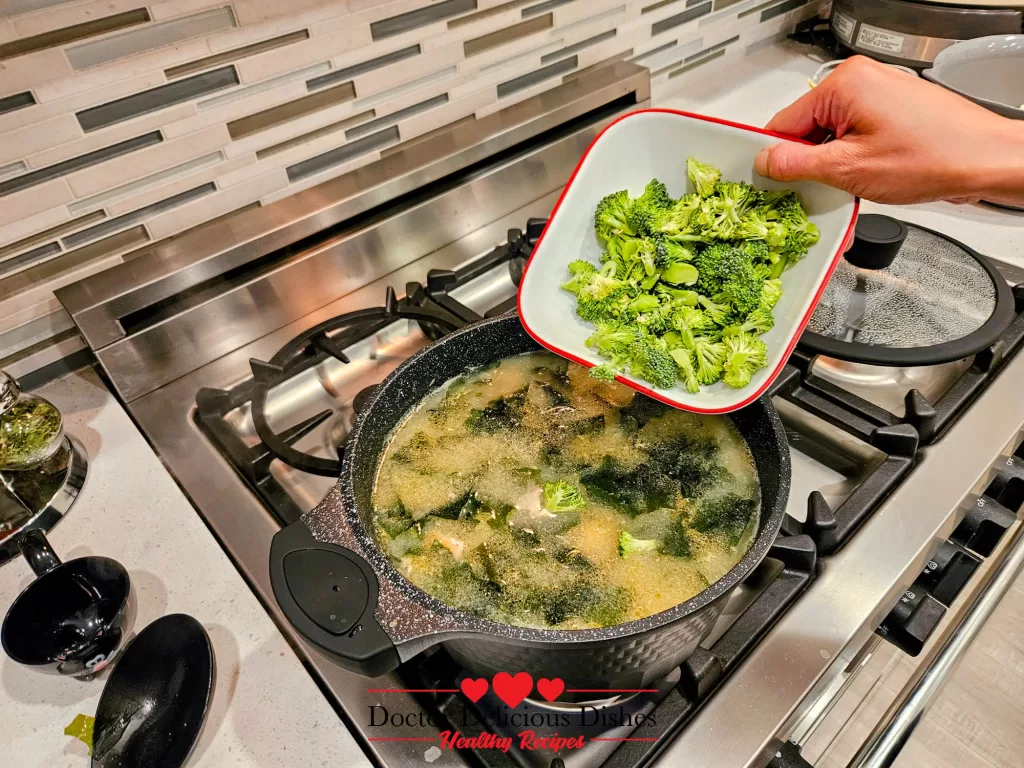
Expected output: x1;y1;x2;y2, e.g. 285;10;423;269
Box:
370;351;759;630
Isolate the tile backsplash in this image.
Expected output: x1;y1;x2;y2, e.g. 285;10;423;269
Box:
0;0;815;360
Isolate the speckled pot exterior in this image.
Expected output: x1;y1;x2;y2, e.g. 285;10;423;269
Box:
304;314;791;687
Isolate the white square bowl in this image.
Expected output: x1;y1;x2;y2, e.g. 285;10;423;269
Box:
517;108;860;414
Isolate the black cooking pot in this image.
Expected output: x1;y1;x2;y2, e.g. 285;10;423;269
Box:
270;314;790;687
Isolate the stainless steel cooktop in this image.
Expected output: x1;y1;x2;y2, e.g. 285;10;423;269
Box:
53;61;1024;768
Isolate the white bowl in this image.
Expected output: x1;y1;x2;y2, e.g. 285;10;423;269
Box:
517;108;859;414
923;34;1024;121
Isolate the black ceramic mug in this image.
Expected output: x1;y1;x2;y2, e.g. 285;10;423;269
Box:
2;529;136;679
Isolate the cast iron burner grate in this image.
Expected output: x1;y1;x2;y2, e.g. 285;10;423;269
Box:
790;284;1024;446
194;220;540;525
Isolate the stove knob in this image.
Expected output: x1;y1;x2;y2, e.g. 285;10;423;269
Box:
525;218;547;246
984;452;1024;511
917;540;981;606
876;585;945;656
950;495;1016;557
507;228;524;251
844;214;908;270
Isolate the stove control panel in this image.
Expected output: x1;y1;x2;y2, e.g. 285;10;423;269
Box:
983;446;1024;512
876;585;946;657
915;540;982;606
877;438;1024;657
950;495;1016;557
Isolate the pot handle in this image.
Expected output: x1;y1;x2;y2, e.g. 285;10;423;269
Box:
19;528;61;577
270;520;400;677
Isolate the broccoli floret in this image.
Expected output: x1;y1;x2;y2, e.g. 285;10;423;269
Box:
693;244;764;318
671;305;715;335
630;335;678;390
542;480;586;513
758;189;794;209
626;180;674;238
761;278;783;308
722;306;775;338
586;320;637;355
722;332;768;389
783;218;821;262
740;238;772;264
716;274;764;318
594;190;635;242
590;363;618;382
655;238;695;269
697;294;731;325
618;530;659;558
582;261;627;300
636;237;660;276
690;336;727;386
619;524;693;559
693;243;748;295
687;157;721;198
580;456;677;517
766;193;819;271
656;193;702;236
741;307;775;335
736;208;770;240
576;290;632;323
639;178;674;211
669;347;700;393
691;493;757;546
570;163;798;393
561;259;597;294
711;181;756;235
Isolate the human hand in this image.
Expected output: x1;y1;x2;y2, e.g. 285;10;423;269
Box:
753;56;1024;207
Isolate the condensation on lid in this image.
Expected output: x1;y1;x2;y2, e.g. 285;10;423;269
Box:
806;225;997;349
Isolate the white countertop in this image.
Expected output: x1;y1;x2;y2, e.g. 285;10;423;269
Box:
656;42;1024;270
0;367;372;768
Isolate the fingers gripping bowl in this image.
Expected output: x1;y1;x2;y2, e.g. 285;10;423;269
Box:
270;315;790;688
518;109;860;414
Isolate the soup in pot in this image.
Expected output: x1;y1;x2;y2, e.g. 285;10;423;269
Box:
370;352;759;630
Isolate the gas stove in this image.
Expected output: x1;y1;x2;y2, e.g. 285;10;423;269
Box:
189;209;1024;768
54;60;1024;768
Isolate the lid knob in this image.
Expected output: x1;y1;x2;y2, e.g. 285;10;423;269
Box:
844;214;908;270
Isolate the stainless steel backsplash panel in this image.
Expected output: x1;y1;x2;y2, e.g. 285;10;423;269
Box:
55;62;649;401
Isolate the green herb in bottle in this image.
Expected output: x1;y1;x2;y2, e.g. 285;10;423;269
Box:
0;399;63;470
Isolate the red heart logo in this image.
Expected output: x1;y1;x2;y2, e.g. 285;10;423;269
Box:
460;677;489;703
492;671;533;708
536;677;564;702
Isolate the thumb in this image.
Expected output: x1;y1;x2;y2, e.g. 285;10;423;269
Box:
755;141;837;184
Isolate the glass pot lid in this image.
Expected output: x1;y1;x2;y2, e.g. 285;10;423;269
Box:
800;215;1015;366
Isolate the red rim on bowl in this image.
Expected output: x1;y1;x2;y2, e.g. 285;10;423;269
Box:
516;107;861;414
